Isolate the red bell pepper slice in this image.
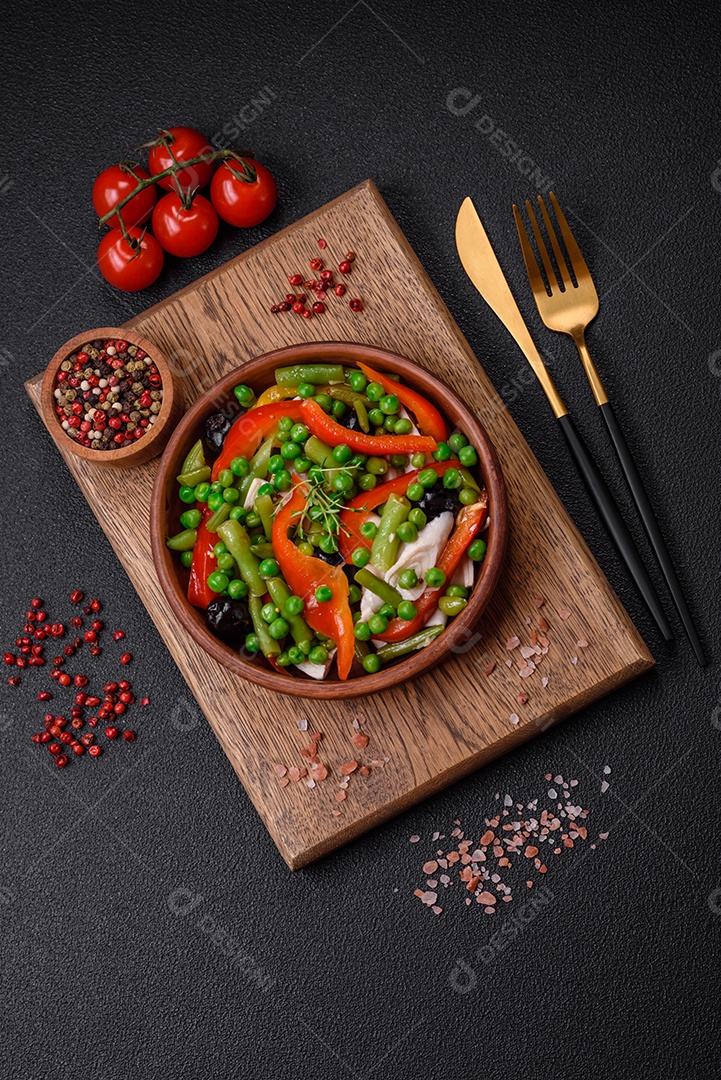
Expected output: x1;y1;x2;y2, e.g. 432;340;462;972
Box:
187;505;217;610
374;496;488;643
338;459;462;561
357;362;449;442
211;402;304;480
300;399;438;456
272;486;355;680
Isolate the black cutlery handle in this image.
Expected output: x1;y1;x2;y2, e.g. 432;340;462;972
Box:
557;413;673;642
599;401;705;665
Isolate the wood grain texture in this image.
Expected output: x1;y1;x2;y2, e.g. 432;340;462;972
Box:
25;180;653;870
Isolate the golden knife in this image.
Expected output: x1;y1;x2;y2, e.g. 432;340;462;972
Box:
455;196;672;641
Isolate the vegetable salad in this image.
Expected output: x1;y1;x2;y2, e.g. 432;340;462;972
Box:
166;362;489;680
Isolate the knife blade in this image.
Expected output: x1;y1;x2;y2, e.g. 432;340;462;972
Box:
455;196;567;419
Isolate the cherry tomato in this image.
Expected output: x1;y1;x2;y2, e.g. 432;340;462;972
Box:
210;158;277;228
148;126;214;192
152;192;219;257
97;226;164;292
92;164;156;229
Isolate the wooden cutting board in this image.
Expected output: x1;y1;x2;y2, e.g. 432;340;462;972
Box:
25;180;652;870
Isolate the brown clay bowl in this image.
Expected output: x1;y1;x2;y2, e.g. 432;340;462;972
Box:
151;342;507;699
41;327;182;468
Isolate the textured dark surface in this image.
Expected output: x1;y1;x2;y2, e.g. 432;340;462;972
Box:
1;2;719;1077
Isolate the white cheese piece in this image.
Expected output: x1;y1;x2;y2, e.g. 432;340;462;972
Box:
359;562;386;622
424;606;448;630
386;512;454;597
243;476;265;511
296;648;337;680
451;555;475;589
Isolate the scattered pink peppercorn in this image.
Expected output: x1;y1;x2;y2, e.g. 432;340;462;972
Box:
55;754;68;768
113;631;125;642
88;745;102;757
123;731;136;742
120;653;132;665
70;590;84;603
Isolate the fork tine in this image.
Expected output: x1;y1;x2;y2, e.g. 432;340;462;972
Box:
548;191;591;282
524;199;559;292
538;195;573;290
512;203;549;299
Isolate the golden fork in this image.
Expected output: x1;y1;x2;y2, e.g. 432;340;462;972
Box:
513;193;705;665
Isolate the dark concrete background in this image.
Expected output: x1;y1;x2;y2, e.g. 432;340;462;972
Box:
2;2;720;1077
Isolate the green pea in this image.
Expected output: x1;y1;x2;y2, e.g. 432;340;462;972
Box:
390;454;409;468
411;453;427;469
250;534;264;548
468;539;487;562
222;486;240;503
459;487;477;505
227;579;248;600
379;394;399;415
367;613;388;635
368;408;384;427
244;512;260;530
268;454;285;474
448;432;468;452
230;456;250;477
446;584;469;598
425;567;446;588
284;595;305;617
354;621;371;641
438;595;468;616
348;371;367;392
259;558;279;578
245;633;260;653
290;424;309;443
229;506;246;521
277;416;294;434
207;571;229;592
366;457;388;476
393;417;413;435
272;469;291;492
407;482;425;502
180;550;194;568
308;505;325;522
207;492;224;512
234;384;254;405
408;508;427;529
217;553;235;572
358;473;377;492
350;453;366;469
384;415;397;431
276;652;292;667
319;534;339;555
194;482;211;502
397;600;418;620
294;455;311;473
281;441;301;460
397;522;418;544
268;617;289;640
360;521;378;539
348;584;361;604
362;654;381;674
261;602;277;623
331;400;346;420
378;603;395;620
180;508;202;529
332;471;354;493
315;393;332;411
366;381;385;402
398;568;418;590
297;541;314;556
213;542;227;557
309;645;328;665
443;468;462;490
458;444;478;467
418;468;438;488
333;443;353;464
287;645;305;665
315;585;333;603
299;639;313;655
433;442;451;462
178;485;196;504
211;481;223;493
218;469;234;488
308;465;325;484
297;382;316;398
256;483;274;497
352;547;370;567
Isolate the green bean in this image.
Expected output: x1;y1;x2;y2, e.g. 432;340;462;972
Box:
305;435;336;468
353;638;370;662
376;624;444;662
354;568;402;610
205;501;231;533
252;542;275;561
254;493;275;540
248;594;281;657
370;494;410;573
177;465;211;488
217;520;265;596
165;528;198;552
267;578;314;646
458;465;480;492
178;438;205;477
275;363;344;386
238;436;274;501
317;386;370;432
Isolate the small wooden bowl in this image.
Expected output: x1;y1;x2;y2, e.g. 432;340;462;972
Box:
41;327;181;468
151;342;507;699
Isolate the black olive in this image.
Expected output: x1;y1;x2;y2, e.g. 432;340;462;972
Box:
417;487;459;522
205;598;251;642
203;411;234;455
313;548;344;567
337;408;360;431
